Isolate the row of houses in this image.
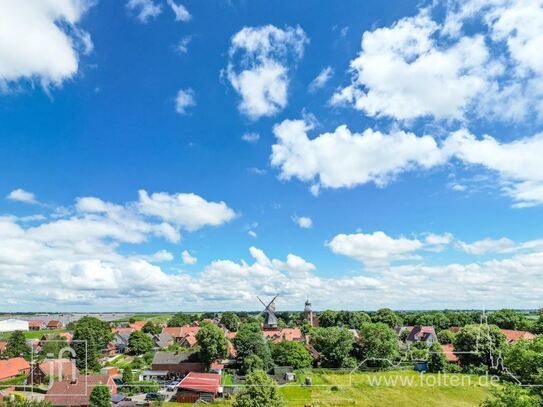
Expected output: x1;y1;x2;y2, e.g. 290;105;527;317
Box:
0;319;64;333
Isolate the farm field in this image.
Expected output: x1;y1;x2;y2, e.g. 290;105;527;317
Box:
213;371;493;406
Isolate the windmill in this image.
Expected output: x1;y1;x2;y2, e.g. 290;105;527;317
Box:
258;295;278;330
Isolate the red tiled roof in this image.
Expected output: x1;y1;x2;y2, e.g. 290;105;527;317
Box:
0;357;31;381
47;320;63;328
441;344;459;363
44;374;116;406
129;321;147;331
29;320;46;328
210;362;224;369
178;372;221;394
112;327;134;334
500;329;536;342
282;328;303;341
39;359;79;380
162;325;200;338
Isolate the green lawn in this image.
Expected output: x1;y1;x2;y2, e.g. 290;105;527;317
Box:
217;370;493;406
0;329;65;340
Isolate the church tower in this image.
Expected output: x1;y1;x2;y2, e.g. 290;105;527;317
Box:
304;299;314;327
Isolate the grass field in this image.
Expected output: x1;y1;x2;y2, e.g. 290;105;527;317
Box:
0;329;65;340
215;370;493;406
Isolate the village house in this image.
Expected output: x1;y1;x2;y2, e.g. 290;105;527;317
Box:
151;351;205;379
128;320;147;331
31;359;79;385
0;357;31;381
175;372;222;403
46;320;64;330
405;326;438;346
441;344;460;364
28;320;47;331
153;332;174;349
162;325;201;348
112;332;131;354
44;374;117;407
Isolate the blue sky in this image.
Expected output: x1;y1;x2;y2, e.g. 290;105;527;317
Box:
1;0;543;312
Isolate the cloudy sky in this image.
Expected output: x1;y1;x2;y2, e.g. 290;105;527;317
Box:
1;0;543;312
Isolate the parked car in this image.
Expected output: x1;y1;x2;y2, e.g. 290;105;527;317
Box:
167;381;179;391
145;393;165;401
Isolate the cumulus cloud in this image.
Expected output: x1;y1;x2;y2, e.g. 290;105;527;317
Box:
328;231;423;268
308;66;333;92
271;118;445;193
0;0;94;90
293;216;313;229
126;0;162;23
333;1;543;122
175;88;196;115
137;190;236;231
7;189;39;204
182;250;197;265
166;0;191;22
458;238;516;255
226;25;308;120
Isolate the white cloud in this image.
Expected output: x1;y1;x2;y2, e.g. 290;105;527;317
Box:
166;0;191;22
328;231;423;268
176;36;191;54
182;250;197;265
248;230;257;238
175;88;196;114
151;250;174;262
293;216;313;229
6;189;38;204
0;0;93;90
137;190;236;231
126;0;162;23
242;132;260;143
331;10;490;120
308;66;333;92
425;233;454;246
271;118;445;192
226;25;308;120
458;238;516;255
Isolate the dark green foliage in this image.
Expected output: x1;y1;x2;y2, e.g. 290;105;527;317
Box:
232;370;285;407
355;323;399;368
243;354;264;373
5;330;30;360
142;321;161;335
437;329;456;344
271;340;312;369
311;327;354;368
233;323;272;371
128;331;154;355
372;308;402;328
2;401;52;407
72;316;113;370
220;312;241;332
488;309;529;330
167;312;197;327
427;342;447;373
317;310;338;328
196;322;228;366
89;385;111;407
122;367;133;384
480;384;540;407
504;336;543;397
453;324;507;369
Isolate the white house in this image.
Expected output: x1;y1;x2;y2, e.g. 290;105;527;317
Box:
0;319;29;332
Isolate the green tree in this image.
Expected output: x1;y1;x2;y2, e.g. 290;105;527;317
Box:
336;311;372;329
311;327;354;368
504;336;543;397
271;340;312;369
488;309;528;330
220;312;241;332
167;312;196;327
317;310;338;327
453;324;507;369
233;323;272;371
89;385;111;407
142;321;161;335
122;367;133;384
196;322;228;366
355;323;399;368
480;384;540;407
5;330;31;360
243;354;264;373
437;329;456;344
427;342;447;373
40;335;68;359
128;331;154;355
533;309;543;334
73;326;99;371
233;370;285;407
372;308;402;328
2;401;53;407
